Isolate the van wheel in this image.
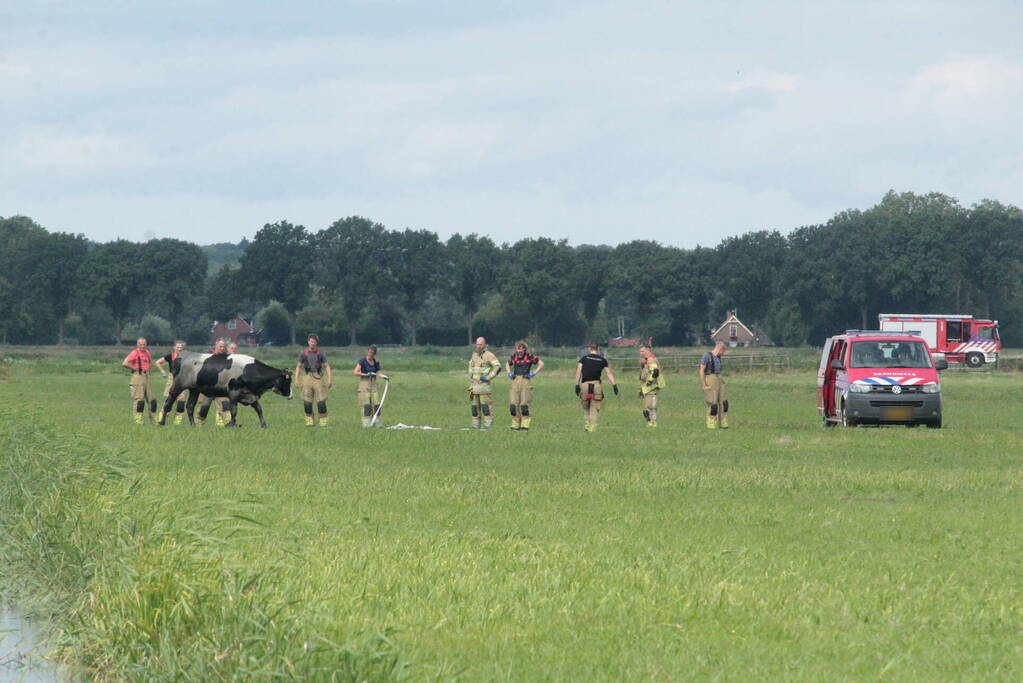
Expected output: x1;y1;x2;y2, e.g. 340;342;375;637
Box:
965;352;984;368
926;417;943;429
841;402;856;427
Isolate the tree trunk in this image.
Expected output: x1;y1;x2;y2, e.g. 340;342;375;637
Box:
410;320;417;346
860;307;868;330
349;321;358;347
58;316;65;345
115;316;123;345
467;312;474;345
289;314;297;346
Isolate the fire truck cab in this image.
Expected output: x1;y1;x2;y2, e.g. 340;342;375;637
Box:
878;314;999;368
818;330;947;428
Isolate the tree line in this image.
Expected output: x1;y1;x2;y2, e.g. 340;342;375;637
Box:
2;190;1022;348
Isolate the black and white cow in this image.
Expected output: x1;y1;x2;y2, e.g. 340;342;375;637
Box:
159;351;292;428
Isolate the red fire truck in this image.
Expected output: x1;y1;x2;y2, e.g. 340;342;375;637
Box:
878;314;1000;368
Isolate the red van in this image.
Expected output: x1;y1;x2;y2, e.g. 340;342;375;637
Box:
818;330;947;428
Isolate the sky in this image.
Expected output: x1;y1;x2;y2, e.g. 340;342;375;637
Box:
2;1;1022;248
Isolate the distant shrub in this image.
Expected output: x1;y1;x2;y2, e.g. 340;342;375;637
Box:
79;305;117;345
418;326;466;346
139;314;173;344
182;319;214;346
256;301;291;346
295;302;347;346
120;323;140;342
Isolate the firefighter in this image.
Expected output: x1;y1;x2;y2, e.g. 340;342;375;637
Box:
506;340;544;431
575;342;618;433
218;342;240;424
155;340;188;425
122;336;158;425
294;333;332;427
638;344;665;428
468;336;501;429
699;341;728;429
353;345;389;427
196;339;232;426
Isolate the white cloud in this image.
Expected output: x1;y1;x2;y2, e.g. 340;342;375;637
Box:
910;54;1023;102
0;55;33;92
905;54;1023;130
723;68;800;95
12;131;152;175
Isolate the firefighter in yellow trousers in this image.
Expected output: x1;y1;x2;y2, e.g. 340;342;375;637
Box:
122;337;157;424
197;339;232;426
506;340;544;431
638;344;665;427
575;342;618;432
294;333;332;427
354;345;388;427
155;340;188;425
468;336;501;429
699;341;729;429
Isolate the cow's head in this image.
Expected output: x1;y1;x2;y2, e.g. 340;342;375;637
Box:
273;369;293;400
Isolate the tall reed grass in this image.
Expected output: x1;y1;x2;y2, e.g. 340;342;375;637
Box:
0;407;404;680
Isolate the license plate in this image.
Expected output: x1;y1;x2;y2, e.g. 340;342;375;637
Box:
881;406;913;421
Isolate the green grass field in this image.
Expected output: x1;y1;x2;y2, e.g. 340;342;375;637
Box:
3;347;1023;680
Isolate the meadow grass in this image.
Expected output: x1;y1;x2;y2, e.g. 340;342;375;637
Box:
2;350;1023;680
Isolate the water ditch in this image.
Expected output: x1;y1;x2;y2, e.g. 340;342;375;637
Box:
0;603;70;681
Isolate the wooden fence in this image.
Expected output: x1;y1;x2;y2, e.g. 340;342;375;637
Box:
611;354;812;374
952;355;1023;372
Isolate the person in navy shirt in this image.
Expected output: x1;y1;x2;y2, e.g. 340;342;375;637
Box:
353;345;389;427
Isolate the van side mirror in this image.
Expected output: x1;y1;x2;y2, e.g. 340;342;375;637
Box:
830;359;844;370
933;354;948;371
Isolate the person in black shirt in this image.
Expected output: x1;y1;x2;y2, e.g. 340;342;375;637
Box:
154;340;188;425
575;342;618;432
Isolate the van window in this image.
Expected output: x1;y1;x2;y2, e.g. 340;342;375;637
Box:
946;320;962;343
977;327;994;339
819;339;835;371
850;341;932;369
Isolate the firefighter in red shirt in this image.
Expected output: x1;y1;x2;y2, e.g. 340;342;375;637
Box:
506;340;544;430
122;337;158;425
294;333;333;427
